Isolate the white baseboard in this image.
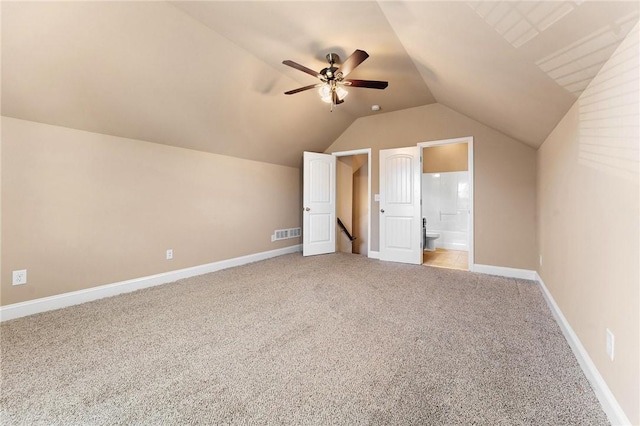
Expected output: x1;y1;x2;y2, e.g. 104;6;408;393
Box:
0;245;302;322
472;264;537;280
368;250;380;259
536;272;631;426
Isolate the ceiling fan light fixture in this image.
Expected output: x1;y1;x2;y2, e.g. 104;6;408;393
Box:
319;85;332;103
319;84;348;104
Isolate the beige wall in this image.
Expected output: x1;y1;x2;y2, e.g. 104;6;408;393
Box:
1;117;301;306
423;143;468;173
326;103;537;269
537;23;639;424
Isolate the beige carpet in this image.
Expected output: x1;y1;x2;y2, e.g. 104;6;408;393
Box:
1;253;608;425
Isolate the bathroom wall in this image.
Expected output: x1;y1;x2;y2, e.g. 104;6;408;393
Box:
423;143;468;173
422;171;470;250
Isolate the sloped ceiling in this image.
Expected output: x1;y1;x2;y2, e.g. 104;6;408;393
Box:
2;1;638;167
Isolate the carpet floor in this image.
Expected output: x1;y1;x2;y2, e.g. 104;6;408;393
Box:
1;253;608;425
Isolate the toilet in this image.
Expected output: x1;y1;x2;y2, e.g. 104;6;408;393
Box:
422;217;440;251
424;232;440;252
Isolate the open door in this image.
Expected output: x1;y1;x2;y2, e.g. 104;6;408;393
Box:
303;151;336;256
379;147;422;264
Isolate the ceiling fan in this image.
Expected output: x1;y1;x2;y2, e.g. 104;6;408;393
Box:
283;49;388;111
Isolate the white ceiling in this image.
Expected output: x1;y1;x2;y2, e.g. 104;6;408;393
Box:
2;1;638;167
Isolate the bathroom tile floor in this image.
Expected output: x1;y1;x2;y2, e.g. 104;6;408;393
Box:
423;248;469;271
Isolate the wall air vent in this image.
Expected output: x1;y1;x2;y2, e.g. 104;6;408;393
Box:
271;227;302;242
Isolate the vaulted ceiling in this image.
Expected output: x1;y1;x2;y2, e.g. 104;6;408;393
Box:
2;1;638;167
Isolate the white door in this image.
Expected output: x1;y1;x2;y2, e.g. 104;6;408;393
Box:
379;147;422;264
303;152;336;256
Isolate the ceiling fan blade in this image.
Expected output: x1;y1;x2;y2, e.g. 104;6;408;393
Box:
282;60;320;78
344;79;388;89
284;83;323;95
337;49;369;78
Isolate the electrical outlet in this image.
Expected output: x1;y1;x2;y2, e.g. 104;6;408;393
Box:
12;269;27;286
166;249;173;260
606;329;614;361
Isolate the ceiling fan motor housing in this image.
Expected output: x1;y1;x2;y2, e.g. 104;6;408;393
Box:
321;66;340;81
326;53;340;65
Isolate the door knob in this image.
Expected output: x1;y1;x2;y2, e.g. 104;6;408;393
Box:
305;207;311;211
380;209;385;213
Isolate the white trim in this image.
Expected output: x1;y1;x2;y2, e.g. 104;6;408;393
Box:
417;137;474;270
418;137;471;146
536;273;631;426
332;148;372;257
331;148;371;157
472;264;537;280
0;245;302;322
368;250;380;259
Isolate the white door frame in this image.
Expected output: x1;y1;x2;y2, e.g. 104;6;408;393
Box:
417;137;475;271
332;149;372;258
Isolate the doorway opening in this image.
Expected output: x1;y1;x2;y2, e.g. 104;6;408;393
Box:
333;149;371;256
418;138;474;271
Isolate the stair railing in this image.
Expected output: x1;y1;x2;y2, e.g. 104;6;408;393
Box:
337;218;357;241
